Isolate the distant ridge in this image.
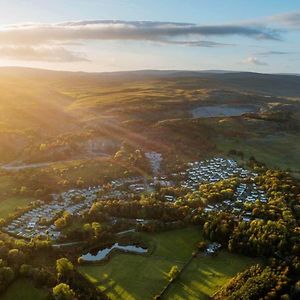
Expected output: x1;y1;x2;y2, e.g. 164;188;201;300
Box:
0;66;299;76
0;67;299;97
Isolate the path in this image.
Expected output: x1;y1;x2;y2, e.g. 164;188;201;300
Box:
1;152;111;171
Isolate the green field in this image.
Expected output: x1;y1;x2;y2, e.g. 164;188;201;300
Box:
0;196;34;218
216;133;300;172
0;175;34;218
164;251;258;300
79;227;201;300
1;279;49;300
79;227;259;300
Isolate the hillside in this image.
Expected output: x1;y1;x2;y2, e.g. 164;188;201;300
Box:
0;67;299;168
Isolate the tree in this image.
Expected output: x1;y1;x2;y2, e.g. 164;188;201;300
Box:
53;283;75;300
7;248;25;266
83;223;93;238
91;222;102;238
168;265;180;282
20;264;33;277
56;258;74;281
20;186;28;195
292;281;300;298
0;266;14;292
54;212;72;230
197;241;208;252
39;144;47;152
33;267;55;287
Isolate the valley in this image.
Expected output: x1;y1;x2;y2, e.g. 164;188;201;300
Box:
0;68;299;300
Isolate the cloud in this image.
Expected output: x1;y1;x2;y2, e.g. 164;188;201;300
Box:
255;50;300;58
246;56;268;66
257;51;292;56
0;20;281;47
269;12;300;28
0;18;289;62
158;40;234;47
0;46;89;62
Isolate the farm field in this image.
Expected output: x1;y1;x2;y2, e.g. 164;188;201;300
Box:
79;227;259;300
164;251;260;300
1;279;49;300
0;196;34;218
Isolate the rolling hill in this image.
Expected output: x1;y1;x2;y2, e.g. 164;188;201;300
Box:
0;67;299;168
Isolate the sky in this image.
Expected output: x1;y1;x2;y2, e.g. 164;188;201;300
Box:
0;0;299;73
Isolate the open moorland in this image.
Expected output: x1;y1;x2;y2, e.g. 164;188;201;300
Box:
0;68;299;167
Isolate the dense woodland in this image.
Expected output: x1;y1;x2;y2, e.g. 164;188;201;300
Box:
202;165;300;299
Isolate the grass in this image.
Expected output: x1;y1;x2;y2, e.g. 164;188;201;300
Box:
81;255;175;300
49;158;126;183
0;196;34;219
79;227;201;300
1;279;49;300
216;132;300;172
0;175;33;218
79;227;259;300
0;176;16;199
1;69;299;177
164;251;259;300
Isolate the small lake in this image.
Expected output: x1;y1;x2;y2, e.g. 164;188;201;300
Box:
191;105;258;118
80;243;148;261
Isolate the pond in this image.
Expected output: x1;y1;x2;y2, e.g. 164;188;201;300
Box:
191;105;258;118
80;243;148;262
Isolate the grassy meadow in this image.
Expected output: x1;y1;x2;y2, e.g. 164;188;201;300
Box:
1;280;49;300
216;132;300;172
0;196;34;219
79;227;201;300
164;251;259;300
79;227;259;300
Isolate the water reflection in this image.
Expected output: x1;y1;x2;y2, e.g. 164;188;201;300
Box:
80;243;148;261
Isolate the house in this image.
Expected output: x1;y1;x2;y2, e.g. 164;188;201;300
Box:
206;242;221;254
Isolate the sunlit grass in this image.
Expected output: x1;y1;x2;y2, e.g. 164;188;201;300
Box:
79;227;201;300
164;251;260;300
216;133;300;171
79;227;259;300
0;196;34;218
